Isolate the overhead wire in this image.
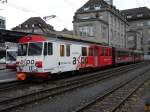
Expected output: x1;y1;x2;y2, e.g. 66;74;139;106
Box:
63;0;78;8
0;0;72;29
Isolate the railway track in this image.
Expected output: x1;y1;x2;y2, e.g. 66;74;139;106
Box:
75;68;150;112
0;62;148;112
0;63;143;92
0;81;23;91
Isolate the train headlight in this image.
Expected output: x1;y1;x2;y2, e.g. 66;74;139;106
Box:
35;61;43;68
17;73;26;81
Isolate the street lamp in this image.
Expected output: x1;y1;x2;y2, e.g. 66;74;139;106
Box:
43;15;56;21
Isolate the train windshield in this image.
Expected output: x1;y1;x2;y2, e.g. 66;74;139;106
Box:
6;51;17;61
18;44;28;56
28;42;43;56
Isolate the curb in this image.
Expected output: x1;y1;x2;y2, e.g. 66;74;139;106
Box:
0;78;17;84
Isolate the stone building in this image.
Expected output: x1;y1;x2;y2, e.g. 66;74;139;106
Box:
126;30;142;50
0;16;6;29
73;0;128;48
121;7;150;59
12;17;55;34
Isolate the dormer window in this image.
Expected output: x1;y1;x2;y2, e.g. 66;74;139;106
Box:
25;24;28;28
80;16;90;20
19;24;22;28
83;7;89;11
127;15;132;18
137;14;143;17
32;24;35;28
94;6;101;10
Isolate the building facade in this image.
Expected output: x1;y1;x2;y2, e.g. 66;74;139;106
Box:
73;0;128;48
126;30;142;50
0;16;6;29
122;7;150;59
12;17;55;34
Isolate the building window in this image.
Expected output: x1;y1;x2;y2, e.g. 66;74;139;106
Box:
127;15;132;19
148;21;150;26
137;22;144;27
128;36;134;41
25;24;28;28
83;7;89;11
32;24;35;28
94;5;101;10
137;14;143;17
79;26;94;37
102;26;107;38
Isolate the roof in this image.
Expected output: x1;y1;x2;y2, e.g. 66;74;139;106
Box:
121;7;150;21
0;29;33;43
74;0;127;23
76;0;108;13
20;32;111;47
12;17;55;31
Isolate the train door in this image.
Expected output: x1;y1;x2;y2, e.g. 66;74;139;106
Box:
43;42;58;73
58;44;73;72
94;47;99;66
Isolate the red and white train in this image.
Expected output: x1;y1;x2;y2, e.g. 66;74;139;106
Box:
16;34;144;81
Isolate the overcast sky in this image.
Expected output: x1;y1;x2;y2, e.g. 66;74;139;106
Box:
0;0;150;31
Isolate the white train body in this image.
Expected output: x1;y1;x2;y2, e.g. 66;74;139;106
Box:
16;35;93;80
17;41;87;73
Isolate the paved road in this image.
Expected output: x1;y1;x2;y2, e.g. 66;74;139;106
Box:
0;69;17;83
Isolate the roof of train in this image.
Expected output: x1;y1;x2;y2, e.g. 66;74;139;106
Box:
19;32;111;47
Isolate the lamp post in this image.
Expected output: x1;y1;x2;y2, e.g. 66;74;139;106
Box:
43;15;56;22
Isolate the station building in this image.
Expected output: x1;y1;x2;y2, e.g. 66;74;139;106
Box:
121;7;150;59
73;0;128;48
12;17;55;34
126;30;142;50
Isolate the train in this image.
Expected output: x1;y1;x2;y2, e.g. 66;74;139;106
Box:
16;34;144;81
6;48;17;69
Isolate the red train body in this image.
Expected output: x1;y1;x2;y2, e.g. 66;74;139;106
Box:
16;34;144;80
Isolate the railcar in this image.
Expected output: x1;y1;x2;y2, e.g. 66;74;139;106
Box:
6;48;17;69
113;48;134;65
16;35;113;80
133;50;144;62
16;34;143;81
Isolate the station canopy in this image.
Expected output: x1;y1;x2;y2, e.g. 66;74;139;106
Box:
0;29;33;43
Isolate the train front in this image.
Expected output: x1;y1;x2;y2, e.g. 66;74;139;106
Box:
16;36;47;81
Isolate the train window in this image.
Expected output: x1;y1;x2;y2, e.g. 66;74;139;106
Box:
89;48;94;56
44;42;48;55
109;49;112;56
66;44;70;57
60;45;65;57
48;43;53;55
18;43;28;56
82;47;87;56
105;48;109;56
100;47;104;56
28;42;43;56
